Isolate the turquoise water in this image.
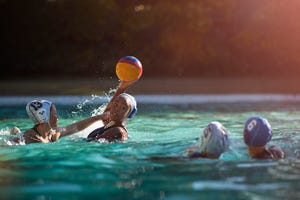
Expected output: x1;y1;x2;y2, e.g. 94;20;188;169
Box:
0;95;300;200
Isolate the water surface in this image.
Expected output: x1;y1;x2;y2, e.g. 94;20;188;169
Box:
0;95;299;200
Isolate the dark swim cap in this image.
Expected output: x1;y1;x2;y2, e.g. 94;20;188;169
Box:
243;116;272;147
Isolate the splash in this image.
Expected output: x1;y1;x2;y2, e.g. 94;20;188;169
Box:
75;94;103;110
0;127;25;146
90;88;117;116
91;89;113;116
71;93;112;117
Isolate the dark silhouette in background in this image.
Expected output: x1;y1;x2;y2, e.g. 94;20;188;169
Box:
1;0;300;79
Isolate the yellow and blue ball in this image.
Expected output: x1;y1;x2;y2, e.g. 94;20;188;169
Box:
116;56;143;81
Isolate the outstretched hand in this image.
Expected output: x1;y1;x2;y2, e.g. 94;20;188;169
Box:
30;129;57;143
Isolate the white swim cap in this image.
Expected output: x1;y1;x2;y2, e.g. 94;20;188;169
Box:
119;93;137;118
198;121;230;156
26;100;52;125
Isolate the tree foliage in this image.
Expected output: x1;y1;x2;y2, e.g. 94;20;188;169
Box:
1;0;300;78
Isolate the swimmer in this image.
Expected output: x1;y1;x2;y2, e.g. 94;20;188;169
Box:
86;80;138;142
186;121;230;159
243;116;285;159
104;80;136;110
23;100;109;144
10;126;21;135
150;121;230;161
5;126;25;145
87;93;137;142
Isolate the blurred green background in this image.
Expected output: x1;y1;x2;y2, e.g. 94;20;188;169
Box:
1;0;300;79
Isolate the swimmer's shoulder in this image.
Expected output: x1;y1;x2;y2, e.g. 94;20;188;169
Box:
23;128;35;136
22;129;38;144
253;146;285;159
268;145;285;159
101;126;128;142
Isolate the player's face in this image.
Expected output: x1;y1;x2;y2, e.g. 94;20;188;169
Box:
110;97;130;122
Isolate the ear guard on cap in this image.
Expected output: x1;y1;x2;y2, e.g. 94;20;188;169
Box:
243;116;272;147
26;100;52;125
127;106;137;118
119;93;137;119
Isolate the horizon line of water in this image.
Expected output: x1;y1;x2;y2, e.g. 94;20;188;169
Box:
1;94;300;105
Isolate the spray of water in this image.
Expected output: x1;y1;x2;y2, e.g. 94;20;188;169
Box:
71;88;117;117
0;127;25;146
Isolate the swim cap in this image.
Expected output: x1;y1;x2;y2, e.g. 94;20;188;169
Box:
198;121;230;156
26;100;52;125
119;93;137;118
10;126;21;135
243;116;272;147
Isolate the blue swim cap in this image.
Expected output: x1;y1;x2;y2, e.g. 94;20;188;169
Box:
243;116;272;147
119;93;137;119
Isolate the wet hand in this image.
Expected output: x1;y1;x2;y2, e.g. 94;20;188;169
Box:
31;135;49;143
185;145;198;153
48;129;60;142
48;129;56;137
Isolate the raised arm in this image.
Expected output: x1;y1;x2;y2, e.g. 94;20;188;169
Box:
58;112;109;137
104;80;136;112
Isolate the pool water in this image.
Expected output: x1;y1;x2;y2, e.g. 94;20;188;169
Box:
0;96;299;200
